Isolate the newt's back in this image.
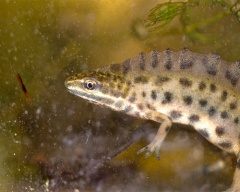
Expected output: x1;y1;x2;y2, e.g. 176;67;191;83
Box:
65;49;240;192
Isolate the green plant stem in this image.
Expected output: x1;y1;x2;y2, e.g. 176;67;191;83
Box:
185;8;231;34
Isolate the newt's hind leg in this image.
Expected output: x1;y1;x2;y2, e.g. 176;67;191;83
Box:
137;113;172;159
225;153;240;192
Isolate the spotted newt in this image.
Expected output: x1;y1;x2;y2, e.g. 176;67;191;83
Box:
65;48;240;191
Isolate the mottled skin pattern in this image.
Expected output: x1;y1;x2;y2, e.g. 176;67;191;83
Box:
65;49;240;192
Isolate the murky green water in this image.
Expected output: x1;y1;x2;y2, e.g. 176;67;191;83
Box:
0;0;240;191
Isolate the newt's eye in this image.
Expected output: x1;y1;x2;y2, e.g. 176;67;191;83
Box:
84;79;98;90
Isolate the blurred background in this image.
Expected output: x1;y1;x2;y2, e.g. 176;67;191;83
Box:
0;0;240;191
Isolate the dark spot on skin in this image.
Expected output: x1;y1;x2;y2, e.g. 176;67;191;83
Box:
225;70;238;86
202;55;218;76
122;58;131;75
114;91;123;97
151;90;157;100
142;91;146;98
110;64;121;73
221;91;228;101
162;92;173;104
137;104;144;110
179;78;192;87
117;83;123;89
123;106;133;113
170;110;182;119
234;117;239;124
134;76;149;84
199;82;206;91
180;48;193;69
127;81;131;86
101;87;109;94
215;126;225;136
135;112;140;117
165;126;170;132
165;61;172;70
155;76;170;85
230;102;237;110
151;50;158;68
221;111;229;119
146;103;156;110
207;68;217;76
199;99;208;107
198;129;209;138
139;52;146;70
189;114;199;123
208;106;216;116
128;97;135;103
219;141;232;149
112;75;118;82
210;84;217;92
109;89;115;96
113;75;118;82
113;91;122;98
202;56;208;65
183;95;193;105
128;93;136;103
180;60;193;70
164;48;172;70
115;101;124;108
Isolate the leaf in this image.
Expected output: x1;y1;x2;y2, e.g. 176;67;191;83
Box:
145;2;196;30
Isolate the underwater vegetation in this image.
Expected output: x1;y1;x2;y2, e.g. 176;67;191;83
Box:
145;0;240;41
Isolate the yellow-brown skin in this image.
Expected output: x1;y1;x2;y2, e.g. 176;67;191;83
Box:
65;49;240;192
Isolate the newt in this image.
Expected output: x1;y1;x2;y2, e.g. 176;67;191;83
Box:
65;48;240;191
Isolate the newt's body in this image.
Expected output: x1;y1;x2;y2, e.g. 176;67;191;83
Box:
65;49;240;191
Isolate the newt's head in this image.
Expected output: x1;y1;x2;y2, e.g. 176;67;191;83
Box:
65;70;130;110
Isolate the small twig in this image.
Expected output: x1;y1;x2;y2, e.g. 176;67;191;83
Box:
16;73;30;102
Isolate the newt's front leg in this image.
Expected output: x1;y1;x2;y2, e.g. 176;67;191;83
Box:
137;112;172;159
